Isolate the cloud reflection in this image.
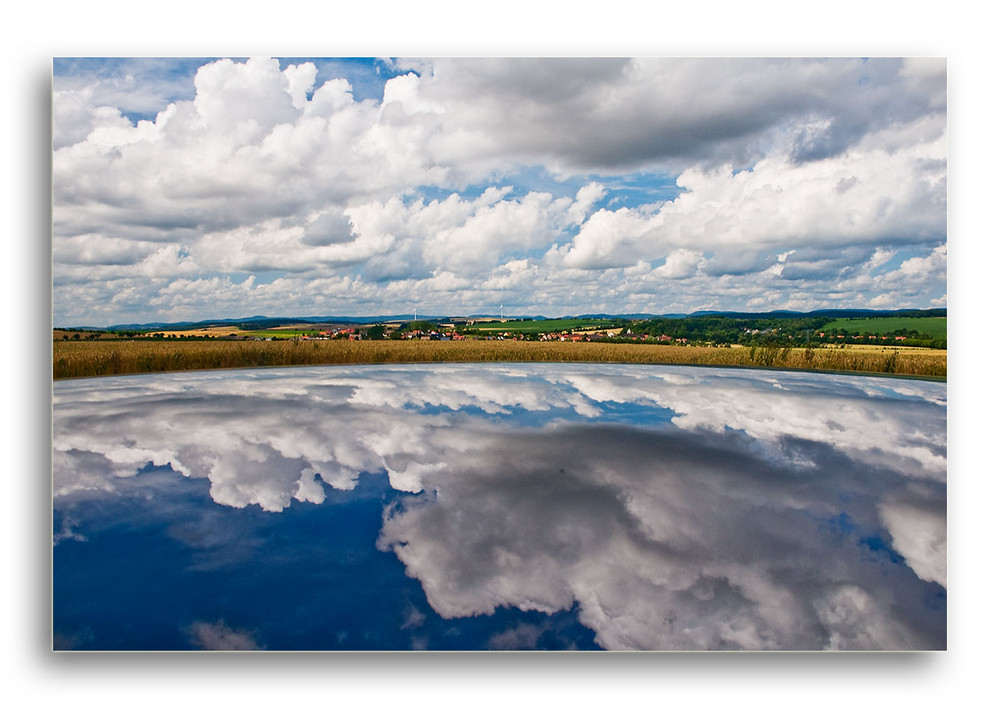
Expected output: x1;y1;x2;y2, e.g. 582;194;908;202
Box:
53;364;946;649
187;620;263;650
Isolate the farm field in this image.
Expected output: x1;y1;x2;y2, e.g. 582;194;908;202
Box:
53;338;946;380
150;326;244;337
240;329;326;338
826;317;947;338
53;329;121;340
819;343;945;355
55;326;246;339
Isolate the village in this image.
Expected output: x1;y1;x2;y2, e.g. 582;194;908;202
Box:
282;324;692;345
54;310;944;352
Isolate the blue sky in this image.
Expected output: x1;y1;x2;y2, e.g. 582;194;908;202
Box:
51;57;947;326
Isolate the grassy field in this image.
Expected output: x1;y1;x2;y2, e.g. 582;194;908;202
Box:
53;339;946;380
827;317;947;338
240;329;325;338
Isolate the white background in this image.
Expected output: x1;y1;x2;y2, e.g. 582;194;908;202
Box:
4;1;994;705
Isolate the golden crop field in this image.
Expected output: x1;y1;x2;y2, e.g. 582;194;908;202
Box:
52;339;947;380
54;326;245;339
816;343;945;356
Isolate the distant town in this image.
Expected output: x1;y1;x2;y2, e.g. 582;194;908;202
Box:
55;308;947;350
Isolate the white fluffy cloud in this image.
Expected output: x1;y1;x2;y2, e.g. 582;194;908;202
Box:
52;57;947;325
552;126;945;271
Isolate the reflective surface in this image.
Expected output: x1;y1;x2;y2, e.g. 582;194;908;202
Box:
53;364;946;650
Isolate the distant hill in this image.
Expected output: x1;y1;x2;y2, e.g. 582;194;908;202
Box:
683;308;946;320
78;307;944;331
807;308;946;319
105;315;274;331
575;313;663;320
104;314;442;331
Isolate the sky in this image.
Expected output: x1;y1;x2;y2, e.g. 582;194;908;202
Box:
54;364;946;650
51;56;947;326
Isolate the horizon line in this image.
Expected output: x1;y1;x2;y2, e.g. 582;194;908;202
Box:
53;306;948;330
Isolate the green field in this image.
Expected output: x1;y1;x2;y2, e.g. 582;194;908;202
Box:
827;317;947;338
466;318;621;333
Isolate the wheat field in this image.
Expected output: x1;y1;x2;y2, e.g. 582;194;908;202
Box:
52;339;946;380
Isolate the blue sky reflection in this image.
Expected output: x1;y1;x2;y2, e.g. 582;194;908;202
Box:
53;364;946;650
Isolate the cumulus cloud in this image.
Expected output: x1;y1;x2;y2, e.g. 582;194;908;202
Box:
54;364;946;649
340;187;581;279
393;58;944;172
52;57;946;325
650;249;704;279
553;127;945;272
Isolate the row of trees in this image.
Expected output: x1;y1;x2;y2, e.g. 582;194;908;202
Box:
626;316;835;346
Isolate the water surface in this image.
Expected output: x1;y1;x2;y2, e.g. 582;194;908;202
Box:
53;363;946;650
